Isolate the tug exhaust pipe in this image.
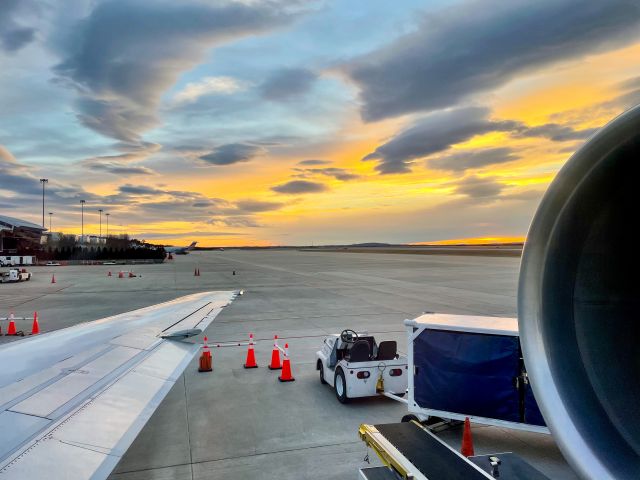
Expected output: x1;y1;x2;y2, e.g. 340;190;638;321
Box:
519;105;640;479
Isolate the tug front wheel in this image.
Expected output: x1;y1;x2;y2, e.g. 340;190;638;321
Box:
335;368;349;404
318;361;327;384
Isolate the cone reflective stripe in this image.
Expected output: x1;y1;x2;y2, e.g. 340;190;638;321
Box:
461;417;475;457
6;313;17;336
202;336;212;358
198;336;212;372
51;274;56;283
278;343;295;382
243;333;258;368
30;311;40;335
268;335;282;370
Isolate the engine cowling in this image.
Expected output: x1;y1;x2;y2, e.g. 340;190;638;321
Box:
519;105;640;479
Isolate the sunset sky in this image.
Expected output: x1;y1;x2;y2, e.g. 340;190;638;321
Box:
2;0;640;246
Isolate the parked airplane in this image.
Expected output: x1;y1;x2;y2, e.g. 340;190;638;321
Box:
0;291;241;479
165;241;197;255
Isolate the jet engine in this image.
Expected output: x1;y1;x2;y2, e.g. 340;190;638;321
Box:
519;105;640;479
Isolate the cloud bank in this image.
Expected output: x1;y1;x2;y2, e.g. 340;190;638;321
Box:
55;0;296;144
344;0;640;121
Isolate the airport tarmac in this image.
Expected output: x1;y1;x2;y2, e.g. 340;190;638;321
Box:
0;250;578;479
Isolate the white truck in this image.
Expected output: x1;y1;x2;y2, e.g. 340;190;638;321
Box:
0;268;32;283
316;329;408;403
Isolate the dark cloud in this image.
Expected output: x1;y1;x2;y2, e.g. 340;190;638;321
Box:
118;184;164;195
315;168;359;181
260;68;317;101
517;123;597;142
81;141;161;174
295;167;359;181
0;0;35;53
364;106;599;174
272;180;328;194
455;176;505;199
74;98;158;144
235;200;285;212
0;145;45;196
85;162;156;176
199;143;263;166
344;0;640;121
298;159;331;166
138;231;249;239
363;107;517;174
0;145;104;221
192;201;214;208
429;147;520;172
54;0;296;142
208;216;262;227
618;76;640;92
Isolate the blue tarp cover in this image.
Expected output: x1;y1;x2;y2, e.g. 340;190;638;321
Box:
414;329;521;422
524;382;546;426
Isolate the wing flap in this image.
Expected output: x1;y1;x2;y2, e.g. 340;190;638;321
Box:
0;436;112;480
51;371;173;457
132;340;197;382
10;346;142;418
0;411;51;460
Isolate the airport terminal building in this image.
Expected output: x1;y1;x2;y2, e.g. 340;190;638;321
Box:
0;214;45;264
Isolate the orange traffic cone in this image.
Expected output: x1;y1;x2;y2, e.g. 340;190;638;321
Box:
461;417;475;457
30;311;40;335
108;271;112;277
6;313;17;336
198;336;213;372
243;333;258;368
118;271;124;278
268;335;282;370
129;271;134;278
278;343;295;382
51;274;56;283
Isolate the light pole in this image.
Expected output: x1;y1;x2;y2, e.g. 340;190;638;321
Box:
98;209;103;238
39;179;48;229
48;212;53;232
106;213;110;237
80;199;86;242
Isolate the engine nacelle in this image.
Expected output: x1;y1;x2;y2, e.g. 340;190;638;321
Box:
519;105;640;479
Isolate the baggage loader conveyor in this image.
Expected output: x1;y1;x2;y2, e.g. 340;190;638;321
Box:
358;421;550;480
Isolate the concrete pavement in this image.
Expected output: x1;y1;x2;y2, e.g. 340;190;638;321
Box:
0;250;577;479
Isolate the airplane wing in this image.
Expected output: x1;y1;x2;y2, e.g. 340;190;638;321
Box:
0;290;240;480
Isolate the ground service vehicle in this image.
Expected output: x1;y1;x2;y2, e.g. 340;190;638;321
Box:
316;329;408;403
0;268;32;283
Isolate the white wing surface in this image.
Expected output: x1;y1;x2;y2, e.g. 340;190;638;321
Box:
0;290;239;479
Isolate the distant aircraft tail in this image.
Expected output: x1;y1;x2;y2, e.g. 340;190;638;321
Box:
187;241;197;250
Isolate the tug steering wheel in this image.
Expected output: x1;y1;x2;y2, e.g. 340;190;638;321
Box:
340;329;359;344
